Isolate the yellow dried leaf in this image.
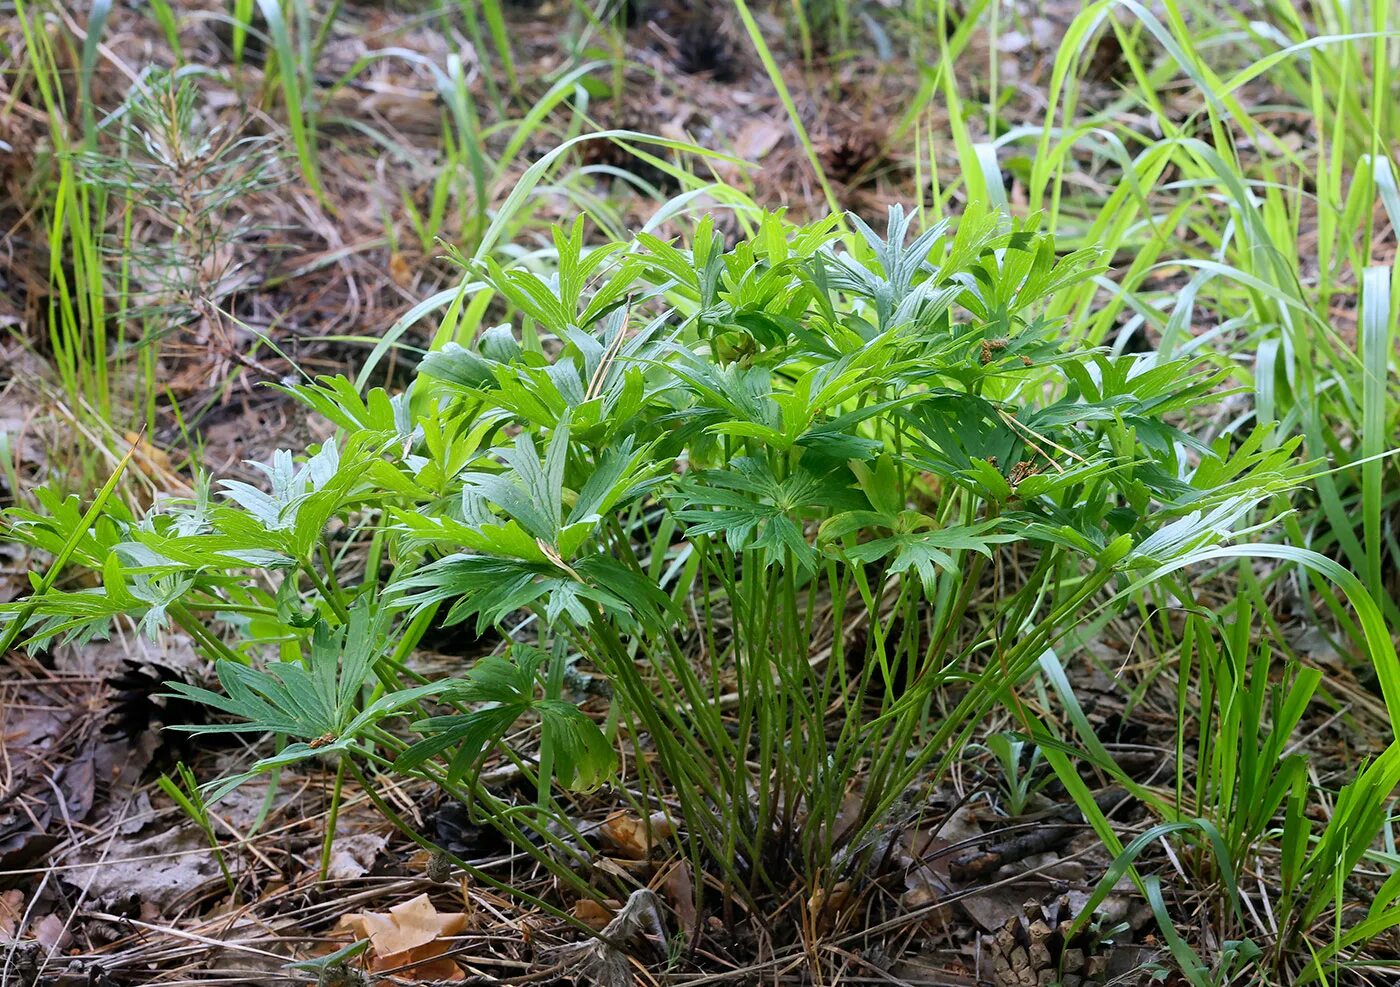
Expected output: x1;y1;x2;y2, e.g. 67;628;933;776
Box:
121;431;189;495
389;252;414;288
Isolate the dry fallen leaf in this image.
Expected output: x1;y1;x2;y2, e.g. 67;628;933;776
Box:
808;879;853;935
572;898;617;931
598;811;674;860
658;858;698;939
33;913;71;952
0;889;24;941
122;431;190;495
899;829;954;913
325;832;388;882
67;821;224;913
389;252;414;288
338;893;469;981
733;118;785;161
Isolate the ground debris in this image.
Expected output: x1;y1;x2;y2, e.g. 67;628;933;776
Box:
64;809;226;914
950;789;1131;884
544;887;666;987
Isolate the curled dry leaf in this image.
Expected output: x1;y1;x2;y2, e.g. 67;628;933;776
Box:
732;119;785;162
807;880;853;936
598;810;675;860
0;889;24;941
658;858;698;937
572;898;617;931
337;893;469;981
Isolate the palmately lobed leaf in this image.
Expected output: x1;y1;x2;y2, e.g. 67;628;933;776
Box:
0;204;1320;883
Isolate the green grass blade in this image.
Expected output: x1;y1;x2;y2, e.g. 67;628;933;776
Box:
1360;265;1392;599
256;0;321;195
729;0;839;215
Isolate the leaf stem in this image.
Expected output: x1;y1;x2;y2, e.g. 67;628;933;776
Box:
318;755;347;882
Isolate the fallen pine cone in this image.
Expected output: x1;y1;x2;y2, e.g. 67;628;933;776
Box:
988;895;1110;987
